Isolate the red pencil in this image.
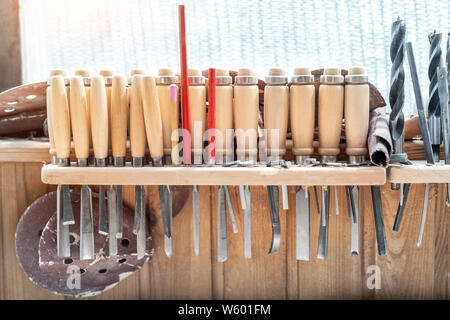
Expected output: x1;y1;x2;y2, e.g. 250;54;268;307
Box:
208;68;216;164
178;4;191;165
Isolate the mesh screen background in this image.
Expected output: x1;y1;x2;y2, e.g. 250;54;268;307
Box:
20;0;450;116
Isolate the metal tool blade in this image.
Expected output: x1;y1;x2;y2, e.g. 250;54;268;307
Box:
239;185;247;210
133;185;143;234
244;185;251;259
136;186;146;259
281;185;289;210
193;185;199;256
62;185;75;225
217;186;228;262
98;185;108;235
334;186;339;215
370;185;387;255
80;185;94;260
350;186;359;256
296;186;310;261
164;186;173;257
417;183;430;247
345;186;352;218
116;185;123;238
267;186;281;254
313;186;320;215
393;183;411;231
224;186;238;234
317;186;330;260
107;185;118;257
159;185;171;238
348;186;357;224
320;186;328;227
57;185;70;258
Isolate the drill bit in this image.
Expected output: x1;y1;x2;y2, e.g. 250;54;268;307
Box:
437;66;450;206
428;31;442;162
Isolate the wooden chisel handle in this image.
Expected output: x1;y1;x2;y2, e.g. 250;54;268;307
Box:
47;70;67;158
90;76;109;160
141;76;164;160
129;75;146;158
111;75;128;158
51;76;71;160
69;76;90;160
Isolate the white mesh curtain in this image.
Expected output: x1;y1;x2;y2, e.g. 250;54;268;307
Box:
20;0;449;116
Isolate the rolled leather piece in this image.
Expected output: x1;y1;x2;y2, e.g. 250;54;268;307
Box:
367;109;393;167
15;190;153;298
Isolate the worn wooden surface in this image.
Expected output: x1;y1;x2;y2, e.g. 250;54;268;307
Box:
0;160;448;299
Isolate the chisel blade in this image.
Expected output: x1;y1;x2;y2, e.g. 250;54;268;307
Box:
317;186;330;260
244;185;251;259
107;185;118;257
193;185;199;256
320;186;328;227
80;185;94;260
116;185;123;238
239;185;247;210
133;185;143;235
136;186;146;259
159;185;170;238
313;186;320;215
218;186;228;262
296;186;310;261
62;185;75;225
224;186;238;234
334;186;339;215
267;186;281;254
164;185;173;258
98;185;108;235
393;183;411;231
281;185;289;210
370;185;387;255
57;184;70;258
350;186;359;256
417;183;430;247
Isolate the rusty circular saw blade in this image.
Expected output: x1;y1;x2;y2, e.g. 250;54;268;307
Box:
15;190;153;298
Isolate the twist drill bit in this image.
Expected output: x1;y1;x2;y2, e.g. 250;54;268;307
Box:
389;18;406;191
437;66;450;206
428;31;442;161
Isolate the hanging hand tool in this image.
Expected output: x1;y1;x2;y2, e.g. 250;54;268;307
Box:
234;68;259;259
110;75;127;252
264;68;289;254
317;68;345;259
90;76;109;236
290;67;315;260
428;32;442;161
437;67;450;206
156;69;179;256
370;186;387;255
50;75;74;258
141;76;167;257
406;42;436;247
186;68;207;256
69;76;95;260
129;73;147;259
344;67;370;256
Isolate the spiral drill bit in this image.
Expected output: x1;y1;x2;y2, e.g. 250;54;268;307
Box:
389;18;406;191
428;31;442;161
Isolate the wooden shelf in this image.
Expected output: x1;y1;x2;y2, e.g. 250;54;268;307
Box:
0;139;51;162
387;160;450;184
41;164;386;186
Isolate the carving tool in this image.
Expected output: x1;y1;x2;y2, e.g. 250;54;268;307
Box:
50;75;73;258
345;67;370;256
110;75;127;250
290;67;315;260
437;67;450;206
129;73;147;259
264;68;289;254
317;68;344;259
187;68;207;256
69;76;94;259
90;76;109;236
156;69;179;256
406;42;435;247
370;186;387;255
234;68;259;259
140;76;167;257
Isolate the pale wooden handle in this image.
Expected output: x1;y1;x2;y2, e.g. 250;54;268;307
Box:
215;85;233;155
264;86;289;156
111;75;128;157
189;85;207;157
141;76;164;159
90;76;109;159
157;85;178;157
290;85;315;156
318;85;344;156
344;84;369;155
170;84;180;165
46;86;56;156
129;75;146;157
51;76;71;159
69;76;90;159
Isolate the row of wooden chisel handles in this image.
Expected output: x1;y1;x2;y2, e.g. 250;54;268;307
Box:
47;66;370;262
